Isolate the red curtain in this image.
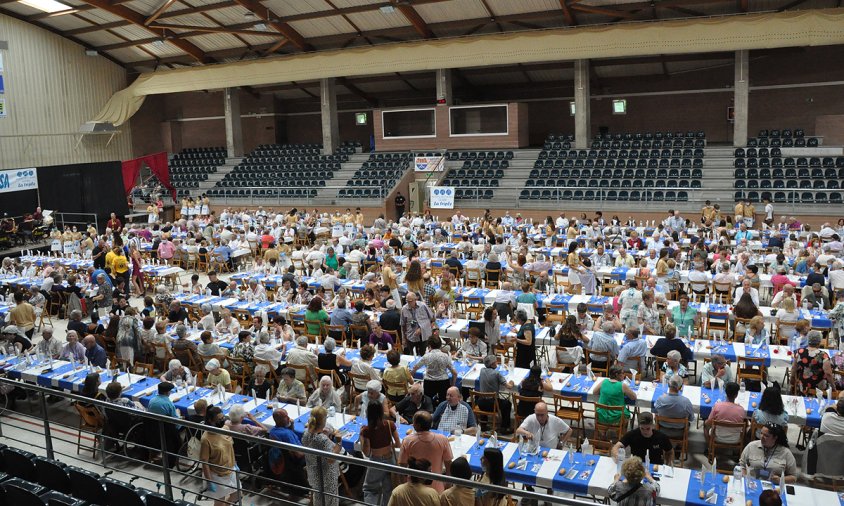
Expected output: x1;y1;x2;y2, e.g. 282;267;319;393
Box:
121;152;176;201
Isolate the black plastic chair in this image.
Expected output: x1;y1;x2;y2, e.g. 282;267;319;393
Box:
67;466;107;504
104;478;147;506
34;457;71;494
3;479;47;506
2;448;36;482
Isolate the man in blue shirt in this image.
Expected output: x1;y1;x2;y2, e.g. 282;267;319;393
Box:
328;298;354;341
88;266;113;288
82;335;107;368
147;382;182;460
213;242;233;270
267;408;308;491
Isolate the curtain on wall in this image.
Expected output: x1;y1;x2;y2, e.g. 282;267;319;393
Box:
121;152;175;201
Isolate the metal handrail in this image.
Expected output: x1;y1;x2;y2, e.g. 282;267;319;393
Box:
0;376;594;506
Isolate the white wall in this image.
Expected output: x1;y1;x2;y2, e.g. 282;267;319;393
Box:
0;13;132;169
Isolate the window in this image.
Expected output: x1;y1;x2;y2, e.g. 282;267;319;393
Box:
612;99;627;115
449;105;508;136
382;108;436;138
355;112;368;126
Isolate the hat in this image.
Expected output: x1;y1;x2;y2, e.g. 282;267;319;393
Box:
2;325;25;339
205;358;220;371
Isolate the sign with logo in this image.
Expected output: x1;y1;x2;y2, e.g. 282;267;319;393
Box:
430;186;455;209
414;156;445;172
0;168;38;194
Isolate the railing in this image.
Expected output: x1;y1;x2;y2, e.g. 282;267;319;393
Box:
209;185;388;204
0;378;592;506
54;212;98;233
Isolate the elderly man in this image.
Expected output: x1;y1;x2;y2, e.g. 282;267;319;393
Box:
89;273;113;320
701;354;734;390
432;386;478;436
245;279;267;302
618;328;647;374
253;331;283;372
166;300;189;323
59;331;86;363
654;375;695;438
804;283;831;310
37;326;62;359
305;375;342;410
267;408;308;491
160;358;193;384
171;323;201;366
771;283;797;308
286;335;318;385
395;383;434;424
613;411;674;466
379;299;401;333
589;321;620;366
400;292;435;356
515;401;571;449
590;244;613;268
82;335;107;368
398;411;453;493
198;304;216;331
615;248;636;268
733;278;760;307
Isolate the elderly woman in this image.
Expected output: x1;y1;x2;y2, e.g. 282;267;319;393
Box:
607;456;660;506
792;330;833;396
660;350;688;383
225;404;269;436
636;291;661;335
198;304;216;331
276;367;307;404
318;337;352;384
618;280;643;330
205;358;232;390
353;379;393;418
302;406;343;506
744;315;769;346
739;423;799;483
306;375;343;410
160;358;193;385
593;303;623;333
215;310;241;335
477;354;514;433
350;345;382;392
116;308;143;364
172;323;202;366
230;330;255;374
668;294;698;338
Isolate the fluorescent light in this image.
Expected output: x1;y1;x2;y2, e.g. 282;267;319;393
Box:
253;22;267;31
379;5;395;13
18;0;69;13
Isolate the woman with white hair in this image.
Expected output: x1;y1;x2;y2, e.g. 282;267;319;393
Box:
349;344;382;392
318;337;352;385
306;375;342;410
198;304;216;331
660;350;687;383
225;404;269;436
354;379;392;418
116;308;143;365
160;358;193;385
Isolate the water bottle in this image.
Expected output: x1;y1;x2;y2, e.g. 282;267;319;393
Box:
328;405;336;418
733;465;743;492
740;381;746;394
617;447;625;474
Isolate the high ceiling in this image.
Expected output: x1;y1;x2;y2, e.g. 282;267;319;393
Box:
1;0;838;77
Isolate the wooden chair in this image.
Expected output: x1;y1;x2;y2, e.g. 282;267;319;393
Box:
325;325;347;345
227;357;252;389
383;329;401;350
173;348;203;375
775;321;798;346
290;313;306;335
75;403;104;458
708;419;746;466
712;282;733;304
737;356;766;385
602;282;621;298
253;358;278;382
554;347;580;373
348;371;370;395
485;269;502;289
348;324;370;347
592;402;626;442
303;319;325;343
584;349;611;377
315;367;344;389
655;416;690;464
470;390;499;433
383;377;410;401
553;394;585;448
152;342;173;373
197;252;210;273
132;362;154;377
733;317;754;342
465;267;482;287
513;393;542;430
287;363;315;390
748;418;763;441
706;308;730;339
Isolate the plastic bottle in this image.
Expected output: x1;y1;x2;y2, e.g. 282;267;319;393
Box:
740;381;746;394
616;447;625;474
733;465;743;492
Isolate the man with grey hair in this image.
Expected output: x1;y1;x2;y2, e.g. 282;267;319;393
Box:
701;354;733;390
37;326;62;359
253;331;283;371
400;292;435;355
328;298;353;341
589;321;620;366
89;273;112;320
286;335;317;385
492;281;517;321
654;374;694;438
160;358;192;384
395;382;434;424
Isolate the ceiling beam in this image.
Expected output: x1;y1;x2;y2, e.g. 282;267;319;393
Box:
396;4;434;38
558;0;578;25
569;3;634;19
158;1;235;19
778;0;810;10
149;23;285;37
144;0;178;25
336;77;379;107
665;6;707;16
66;20;130;35
232;0;314;51
77;0;208;62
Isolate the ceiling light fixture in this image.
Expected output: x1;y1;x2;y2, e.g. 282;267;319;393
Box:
18;0;69;13
379;5;395;13
254;22;267;31
151;39;165;47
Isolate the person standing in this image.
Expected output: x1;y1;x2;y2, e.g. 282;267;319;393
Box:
400;292;436;356
8;291;36;339
302;407;342;506
201;407;240;506
394;192;406;221
398;411;452;493
360;401;401;506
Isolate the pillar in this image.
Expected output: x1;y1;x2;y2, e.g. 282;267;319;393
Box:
574;59;591;150
733;50;749;148
436;69;453;106
223;88;243;158
320;78;339;155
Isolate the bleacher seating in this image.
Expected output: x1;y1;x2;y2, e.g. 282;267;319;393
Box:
745;128;819;148
208;143;353;199
168;147;225;196
519;132;704;202
732;151;843;203
440;150;513;201
338;152;412;199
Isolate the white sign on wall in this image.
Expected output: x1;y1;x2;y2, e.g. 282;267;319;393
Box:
0;98;6;118
414;156;445;172
429;186;455;209
0;168;38;193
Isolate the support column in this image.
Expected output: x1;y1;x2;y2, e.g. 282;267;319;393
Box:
436;69;453;106
733;50;749;148
574;60;591;150
320;78;339;155
223;88;243;158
